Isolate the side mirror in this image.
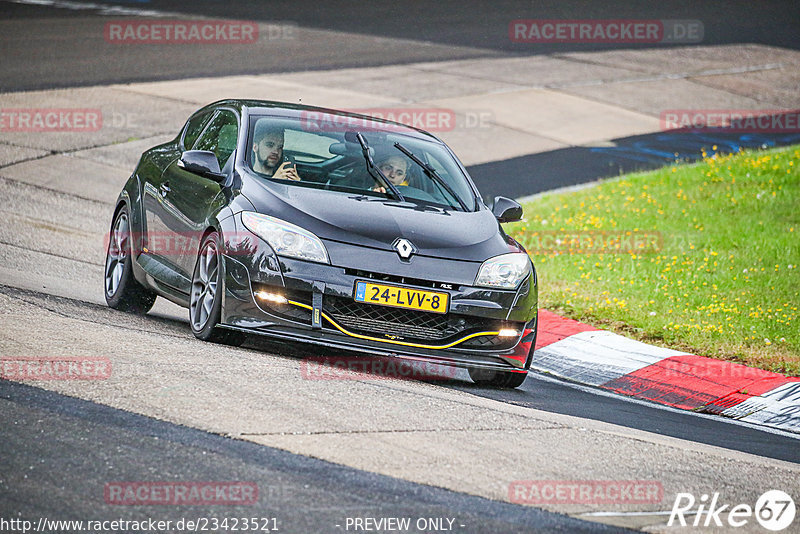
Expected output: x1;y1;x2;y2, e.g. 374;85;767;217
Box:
492;196;523;223
178;150;226;182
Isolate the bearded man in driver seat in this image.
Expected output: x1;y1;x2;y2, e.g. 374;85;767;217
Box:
251;121;301;181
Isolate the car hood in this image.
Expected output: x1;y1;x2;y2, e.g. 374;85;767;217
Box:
241;178;514;262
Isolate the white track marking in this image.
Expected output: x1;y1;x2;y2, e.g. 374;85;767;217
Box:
723;382;800;432
6;0;187;17
533;330;683;386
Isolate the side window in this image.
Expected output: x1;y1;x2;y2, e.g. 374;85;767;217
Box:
193;110;239;168
182;112;211;150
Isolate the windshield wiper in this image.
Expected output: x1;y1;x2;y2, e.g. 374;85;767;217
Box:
355;133;404;202
393;142;468;212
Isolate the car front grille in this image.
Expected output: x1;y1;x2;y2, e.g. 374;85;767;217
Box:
460;333;517;348
326;300;455;340
253;283;520;350
323;295;515;347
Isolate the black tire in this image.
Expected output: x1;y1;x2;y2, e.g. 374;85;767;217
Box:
189;231;246;346
468;368;528;389
104;207;157;314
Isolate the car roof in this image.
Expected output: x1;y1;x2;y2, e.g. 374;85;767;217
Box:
199;99;443;143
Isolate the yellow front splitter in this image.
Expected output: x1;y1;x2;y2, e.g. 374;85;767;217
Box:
287;300;505;350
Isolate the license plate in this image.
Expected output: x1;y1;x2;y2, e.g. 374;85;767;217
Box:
354;281;449;314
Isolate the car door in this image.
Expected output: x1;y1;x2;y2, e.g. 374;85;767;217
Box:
142;110;213;291
156;108;239;291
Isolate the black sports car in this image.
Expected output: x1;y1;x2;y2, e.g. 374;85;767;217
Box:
104;100;538;388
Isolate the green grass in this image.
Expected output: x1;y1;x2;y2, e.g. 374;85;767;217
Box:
505;144;800;375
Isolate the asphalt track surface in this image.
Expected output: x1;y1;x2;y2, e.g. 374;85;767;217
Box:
3;284;799;465
2;1;800;532
0;378;621;533
3;0;799;199
0;285;798;533
1;0;799;91
469;129;800;200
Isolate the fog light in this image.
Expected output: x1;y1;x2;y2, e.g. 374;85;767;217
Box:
498;328;519;338
255;291;288;304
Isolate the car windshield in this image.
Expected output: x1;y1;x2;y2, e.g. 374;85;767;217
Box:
246;114;477;211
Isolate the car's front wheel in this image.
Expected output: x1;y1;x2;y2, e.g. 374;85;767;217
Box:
189;231;246;346
468;368;528;389
104;207;157;314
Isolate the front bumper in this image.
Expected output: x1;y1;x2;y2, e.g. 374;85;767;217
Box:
219;226;538;373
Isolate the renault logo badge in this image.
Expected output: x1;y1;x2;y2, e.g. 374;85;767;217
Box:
393;238;416;260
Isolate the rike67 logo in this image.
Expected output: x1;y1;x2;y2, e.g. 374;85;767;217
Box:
669;490;795;531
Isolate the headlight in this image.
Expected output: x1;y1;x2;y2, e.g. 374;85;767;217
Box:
475;252;531;289
241;211;329;264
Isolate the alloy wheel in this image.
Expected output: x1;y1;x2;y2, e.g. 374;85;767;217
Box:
105;212;129;297
190;239;219;331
